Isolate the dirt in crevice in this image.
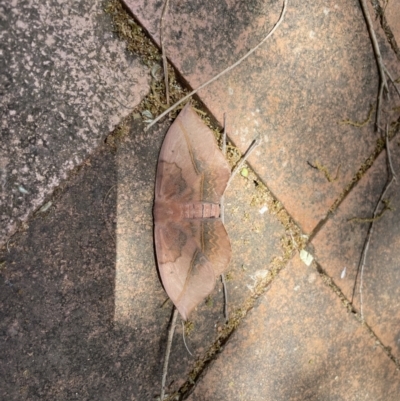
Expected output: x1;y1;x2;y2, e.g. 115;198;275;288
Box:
309;118;400;242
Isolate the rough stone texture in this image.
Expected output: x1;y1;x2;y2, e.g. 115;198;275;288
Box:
0;0;150;248
0;121;167;401
187;255;400;401
386;0;400;45
223;174;285;314
0;115;286;400
124;0;400;233
312;139;400;360
2;1;400;400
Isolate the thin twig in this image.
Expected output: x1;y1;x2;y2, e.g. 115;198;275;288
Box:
222;113;227;156
220;273;229;322
220;113;229;321
160;307;178;401
351;127;396;318
181;320;193;356
145;0;288;130
220;113;228;225
160;0;171;106
360;0;400;131
221;132;260;322
221;135;260;219
226;137;261;190
358;0;389;131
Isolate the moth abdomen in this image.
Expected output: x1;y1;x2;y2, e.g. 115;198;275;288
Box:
182;202;220;219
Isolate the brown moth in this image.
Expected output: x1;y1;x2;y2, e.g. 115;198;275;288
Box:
154;104;231;320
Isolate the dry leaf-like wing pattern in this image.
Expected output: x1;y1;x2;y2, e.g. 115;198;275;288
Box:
154;104;231;320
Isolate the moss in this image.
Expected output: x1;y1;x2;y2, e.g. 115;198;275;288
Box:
184;321;194;337
104;114;132;151
225;271;234;281
104;0;191;126
329;120;400;214
205;295;214;308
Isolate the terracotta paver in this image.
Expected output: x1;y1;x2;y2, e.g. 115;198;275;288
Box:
124;0;400;233
312;138;400;360
385;0;400;48
2;1;400;400
187;254;400;401
0;0;150;248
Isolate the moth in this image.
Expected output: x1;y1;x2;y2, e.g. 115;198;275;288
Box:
154;104;232;320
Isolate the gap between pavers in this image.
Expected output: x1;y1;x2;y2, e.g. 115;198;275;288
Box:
0;0;150;248
2;0;396;396
123;0;400;234
312;136;400;362
187;254;400;401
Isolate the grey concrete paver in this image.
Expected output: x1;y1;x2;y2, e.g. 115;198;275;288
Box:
187;254;400;401
0;0;150;247
0;121;167;400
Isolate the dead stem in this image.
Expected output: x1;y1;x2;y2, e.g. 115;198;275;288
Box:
220;273;229;322
181;320;193;356
222;113;227;156
351;127;396;318
219;114;260;322
220;113;229;321
160;0;171;106
220;114;228;227
358;0;400;131
226;138;261;189
145;0;288;130
222;134;261;322
161;307;178;401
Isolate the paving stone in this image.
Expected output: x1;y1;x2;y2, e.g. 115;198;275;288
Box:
124;0;400;233
0;120;170;400
0;0;150;248
0;113;286;399
385;0;400;45
187;254;400;401
312;138;400;360
2;2;399;400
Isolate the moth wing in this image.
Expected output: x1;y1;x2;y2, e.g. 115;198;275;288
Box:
155;218;231;320
154;104;232;320
200;219;231;277
155;222;215;321
155;104;231;204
